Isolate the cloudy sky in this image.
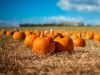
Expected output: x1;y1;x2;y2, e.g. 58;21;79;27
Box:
0;0;100;26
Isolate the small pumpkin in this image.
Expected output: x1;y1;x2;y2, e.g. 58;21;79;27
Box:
24;30;33;36
1;29;6;35
86;32;94;40
0;31;3;37
6;31;14;37
73;33;86;47
71;32;80;39
55;33;74;53
93;33;100;42
32;33;55;54
24;34;37;47
13;31;25;40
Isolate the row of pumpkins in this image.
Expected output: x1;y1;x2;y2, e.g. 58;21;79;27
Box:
0;29;100;54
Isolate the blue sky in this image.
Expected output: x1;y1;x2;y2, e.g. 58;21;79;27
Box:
0;0;100;26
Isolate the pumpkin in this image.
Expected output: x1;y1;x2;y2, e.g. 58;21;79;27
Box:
0;31;3;37
13;31;25;40
93;33;100;42
81;31;87;37
32;33;55;54
6;31;14;37
46;29;55;39
24;34;37;47
71;32;80;39
55;33;74;53
73;33;86;47
1;29;6;35
86;32;94;40
24;30;33;36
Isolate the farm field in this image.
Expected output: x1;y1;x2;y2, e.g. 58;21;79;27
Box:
0;26;100;75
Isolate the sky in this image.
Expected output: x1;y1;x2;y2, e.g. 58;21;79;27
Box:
0;0;100;26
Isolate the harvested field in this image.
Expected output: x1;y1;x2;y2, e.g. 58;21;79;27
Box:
0;33;100;75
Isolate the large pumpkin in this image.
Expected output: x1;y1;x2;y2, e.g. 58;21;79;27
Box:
54;33;74;53
13;31;25;40
24;34;37;47
32;33;55;54
73;33;86;47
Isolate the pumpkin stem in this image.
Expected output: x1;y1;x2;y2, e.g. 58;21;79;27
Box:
44;30;48;35
78;33;81;38
14;28;19;32
56;33;64;38
40;33;44;37
50;29;53;34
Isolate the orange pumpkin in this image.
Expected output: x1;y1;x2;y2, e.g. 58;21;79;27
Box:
71;32;80;39
1;29;6;35
86;32;94;40
55;33;74;53
32;33;55;54
81;31;87;37
6;31;14;37
93;33;100;42
24;34;37;47
13;31;25;40
24;30;33;36
0;31;3;37
73;33;86;47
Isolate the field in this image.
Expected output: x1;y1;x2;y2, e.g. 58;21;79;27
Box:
0;26;100;75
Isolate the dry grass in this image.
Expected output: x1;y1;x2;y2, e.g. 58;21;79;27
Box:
0;36;100;75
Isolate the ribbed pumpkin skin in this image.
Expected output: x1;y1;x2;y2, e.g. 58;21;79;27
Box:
13;32;25;40
94;33;100;42
32;37;55;54
24;34;37;47
73;38;86;47
55;36;74;53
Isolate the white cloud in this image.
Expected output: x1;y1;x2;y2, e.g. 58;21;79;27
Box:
0;16;100;26
57;0;100;12
41;16;83;24
0;16;83;26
